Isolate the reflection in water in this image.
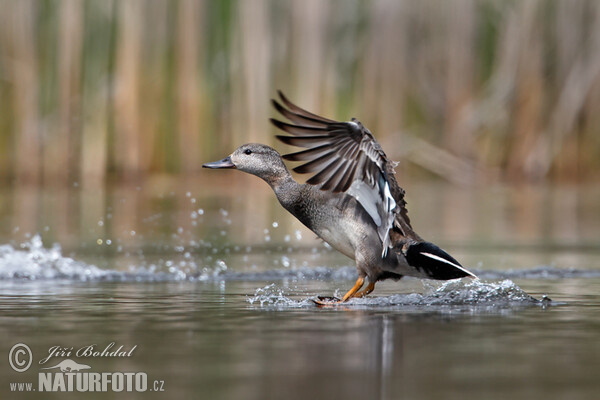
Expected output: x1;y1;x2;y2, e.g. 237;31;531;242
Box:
379;315;393;400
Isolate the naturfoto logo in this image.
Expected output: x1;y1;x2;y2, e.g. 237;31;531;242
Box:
8;342;165;393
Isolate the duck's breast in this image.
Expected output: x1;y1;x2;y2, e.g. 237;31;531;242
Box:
311;191;384;260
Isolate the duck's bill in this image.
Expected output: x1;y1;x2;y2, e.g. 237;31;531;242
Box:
202;156;236;169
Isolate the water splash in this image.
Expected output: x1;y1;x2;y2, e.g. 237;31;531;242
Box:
246;284;313;308
427;278;536;304
0;236;597;288
246;279;543;310
0;235;113;281
0;237;564;311
0;235;223;282
349;279;539;307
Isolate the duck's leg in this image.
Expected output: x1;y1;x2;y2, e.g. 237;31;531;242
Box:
341;276;365;302
354;281;376;298
313;276;365;306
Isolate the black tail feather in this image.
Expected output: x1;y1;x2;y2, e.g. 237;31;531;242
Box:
405;242;476;280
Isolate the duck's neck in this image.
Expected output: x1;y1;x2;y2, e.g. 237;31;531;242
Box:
263;167;295;192
261;167;302;208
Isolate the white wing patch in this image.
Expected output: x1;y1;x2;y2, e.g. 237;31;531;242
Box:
347;179;397;258
381;181;396;257
347;180;382;225
420;252;477;277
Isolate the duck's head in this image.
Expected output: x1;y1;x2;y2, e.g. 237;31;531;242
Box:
203;143;289;184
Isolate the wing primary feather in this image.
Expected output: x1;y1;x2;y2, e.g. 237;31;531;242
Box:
277;91;336;123
305;158;341;185
320;160;350;191
270;119;328;136
327;128;358;138
346;143;361;159
277;134;349;148
276;135;331;149
282;144;332;162
337;162;359;192
336;141;358;158
292;151;338;174
271;100;329;128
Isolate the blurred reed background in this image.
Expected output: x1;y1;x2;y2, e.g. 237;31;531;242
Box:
1;0;600;188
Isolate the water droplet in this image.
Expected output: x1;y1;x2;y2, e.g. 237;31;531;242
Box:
98;220;104;227
97;239;103;245
272;222;279;228
216;260;228;271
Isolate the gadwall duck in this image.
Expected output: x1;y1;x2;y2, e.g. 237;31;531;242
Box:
204;92;476;304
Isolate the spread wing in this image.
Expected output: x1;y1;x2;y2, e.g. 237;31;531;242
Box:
271;91;413;257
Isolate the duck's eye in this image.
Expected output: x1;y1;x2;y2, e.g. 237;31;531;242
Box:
244;149;252;155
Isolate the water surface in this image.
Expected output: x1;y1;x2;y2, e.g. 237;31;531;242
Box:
1;182;599;399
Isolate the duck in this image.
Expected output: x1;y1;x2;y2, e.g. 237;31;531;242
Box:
203;91;476;305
